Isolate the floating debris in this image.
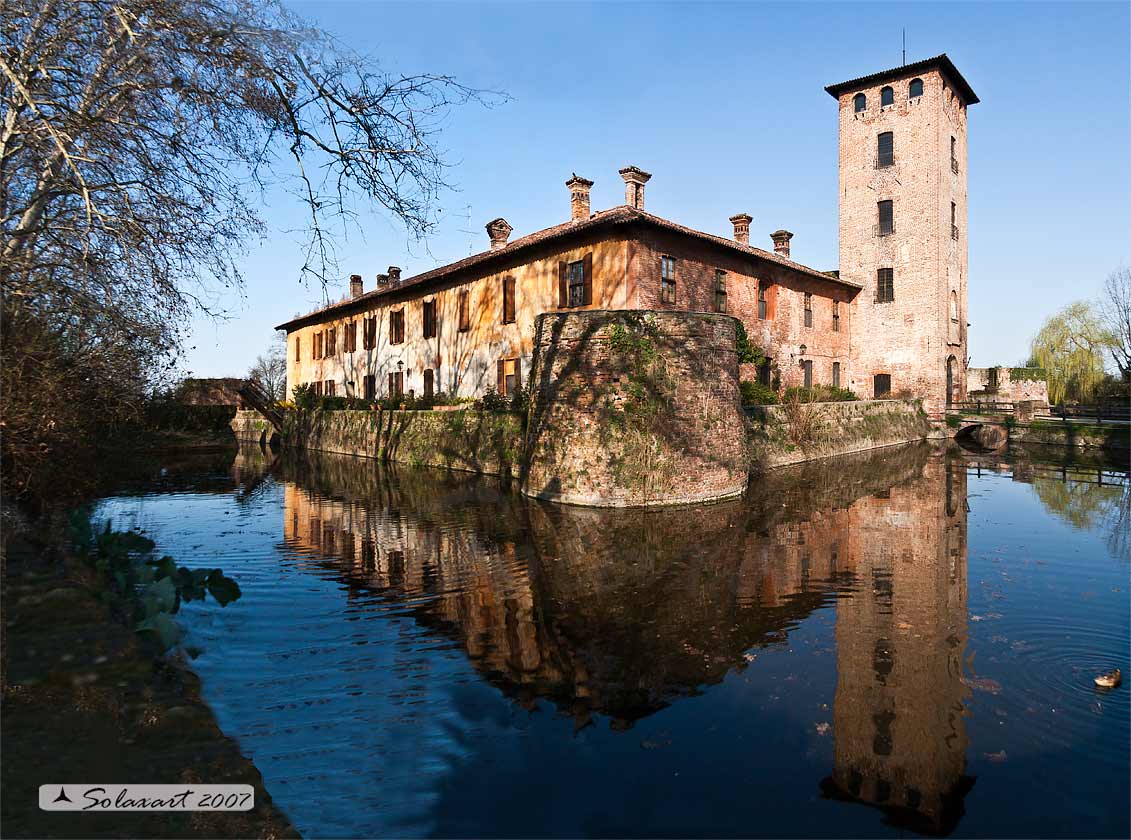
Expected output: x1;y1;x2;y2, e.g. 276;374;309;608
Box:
815;722;830;736
963;676;1003;694
983;750;1008;764
1094;669;1121;689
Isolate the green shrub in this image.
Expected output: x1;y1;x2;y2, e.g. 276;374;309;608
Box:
740;380;778;405
782;385;859;404
945;414;962;428
474;391;511;412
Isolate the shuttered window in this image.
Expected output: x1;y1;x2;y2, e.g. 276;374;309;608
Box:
804;293;813;328
502;276;516;324
876;268;894;303
345;322;357;352
496;357;521;397
458;290;470;332
326;327;336;356
559;255;593;308
758;284;769;320
390;310;404;344
324;379;335;396
714;270;727;313
423;299;437;338
424;369;434;398
877;132;893;167
660;255;676;304
363;317;377;350
387;371;403;398
363;374;376;400
876;200;894;236
568;261;585;307
803;360;813;388
874;374;891;398
295;336;300;361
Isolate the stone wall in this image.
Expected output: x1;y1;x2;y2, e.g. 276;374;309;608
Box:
282;408;524;478
522;310;749;506
746;399;931;470
230;409;276;444
967;367;1049;405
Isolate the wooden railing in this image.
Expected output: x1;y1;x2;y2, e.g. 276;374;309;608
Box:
1037;403;1131;424
236;381;284;432
947;400;1014;415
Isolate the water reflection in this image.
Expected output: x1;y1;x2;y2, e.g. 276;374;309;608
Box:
276;444;974;834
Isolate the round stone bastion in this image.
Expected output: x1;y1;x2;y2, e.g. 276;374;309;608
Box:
521;310;749;507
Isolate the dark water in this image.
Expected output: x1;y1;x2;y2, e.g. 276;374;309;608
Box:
96;443;1130;838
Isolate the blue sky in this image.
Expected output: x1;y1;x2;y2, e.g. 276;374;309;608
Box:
184;0;1129;377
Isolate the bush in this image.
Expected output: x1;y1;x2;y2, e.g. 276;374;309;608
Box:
782;385;859;404
740;380;778;405
473;390;511;412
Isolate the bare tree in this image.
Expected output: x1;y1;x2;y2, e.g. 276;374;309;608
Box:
248;332;286;402
1;0;497;498
1099;267;1131;381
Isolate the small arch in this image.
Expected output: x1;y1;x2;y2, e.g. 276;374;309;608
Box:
909;78;923;98
880;86;894;107
853;92;867;113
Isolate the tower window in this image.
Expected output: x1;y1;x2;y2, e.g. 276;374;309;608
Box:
876;132;894;167
876;200;894;236
833;300;840;332
951;136;959;174
803;293;813;327
951;202;959;240
802;359;813;388
880;86;894;107
758;284;769;320
909;78;923;98
832;362;841;388
714;270;727;313
853;92;867;113
876;268;894;303
661;255;676;304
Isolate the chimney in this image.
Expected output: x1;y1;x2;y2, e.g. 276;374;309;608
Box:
770;229;793;258
387;265;402;283
729;213;753;246
619;165;652;210
486;217;513;250
376;273;389;286
565;175;594;222
349;274;363;298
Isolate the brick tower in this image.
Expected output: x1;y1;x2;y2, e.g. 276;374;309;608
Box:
827;55;979;412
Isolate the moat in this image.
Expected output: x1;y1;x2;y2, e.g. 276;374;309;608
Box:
94;443;1129;838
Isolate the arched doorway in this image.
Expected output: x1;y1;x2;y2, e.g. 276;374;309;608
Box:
946;356;957;407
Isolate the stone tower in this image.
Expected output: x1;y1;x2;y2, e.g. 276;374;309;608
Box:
826;55;979;411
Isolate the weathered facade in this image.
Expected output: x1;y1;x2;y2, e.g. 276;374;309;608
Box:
277;55;978;414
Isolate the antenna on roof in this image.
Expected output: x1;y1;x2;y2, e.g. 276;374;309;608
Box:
902;28;906;66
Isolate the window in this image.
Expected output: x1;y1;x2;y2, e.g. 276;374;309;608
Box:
423;369;434;398
853;93;867;113
387;371;403;398
874;373;891;398
832;362;841;388
568;260;585;307
758;283;769;320
876;268;894;303
363;374;376;401
326;327;336;356
803;293;813;327
876;132;893;167
758;358;772;386
714;270;727;313
345;321;357;352
458;290;470;332
295;336;300;361
363;316;377;350
313;380;323;396
559;255;592;308
909;78;923;98
502;275;516;324
950;290;959;321
802;359;813;388
950;136;959;174
951;202;959;240
390;309;404;344
660;255;676;304
497;357;520;397
313;331;322;360
324;379;335;396
880;86;894;107
833;300;840;332
423;299;437;338
876;200;894;236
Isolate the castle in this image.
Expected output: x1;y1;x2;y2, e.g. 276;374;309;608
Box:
278;55;977;414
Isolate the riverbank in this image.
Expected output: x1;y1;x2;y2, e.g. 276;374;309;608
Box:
0;509;296;839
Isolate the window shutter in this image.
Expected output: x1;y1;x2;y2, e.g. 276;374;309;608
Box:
582;252;593;305
514;358;522;389
497;359;505;395
387;372;393;395
558;261;568;308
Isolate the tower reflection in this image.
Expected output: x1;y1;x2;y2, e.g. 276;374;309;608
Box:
276;442;971;834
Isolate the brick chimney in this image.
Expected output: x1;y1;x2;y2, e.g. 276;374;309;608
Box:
565;175;594;222
376;273;389;286
619;165;652;210
729;213;753;246
350;274;363;298
770;229;793;258
387;266;402;283
486;217;513;249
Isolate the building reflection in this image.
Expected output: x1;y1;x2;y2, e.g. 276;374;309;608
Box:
274;442;971;834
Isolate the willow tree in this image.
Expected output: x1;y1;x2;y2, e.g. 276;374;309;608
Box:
1;0;495;498
1028;302;1115;404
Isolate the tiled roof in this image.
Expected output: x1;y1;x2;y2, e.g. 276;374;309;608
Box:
276;205;860;331
824;53;979;105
